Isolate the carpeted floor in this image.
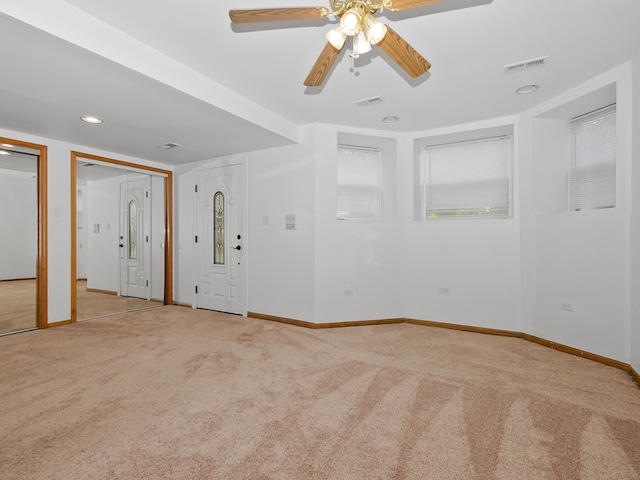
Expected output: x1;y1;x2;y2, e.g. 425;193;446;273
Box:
0;279;36;334
1;306;639;479
0;279;162;335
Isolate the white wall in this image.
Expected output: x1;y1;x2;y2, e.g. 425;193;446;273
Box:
151;175;165;301
174;165;197;305
520;63;633;363
630;53;640;374
248;128;316;322
76;183;88;279
403;118;522;331
314;124;404;323
0;172;38;280
86;176;122;293
231;62;636;367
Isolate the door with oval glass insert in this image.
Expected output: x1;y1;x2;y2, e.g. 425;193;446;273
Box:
119;175;151;300
196;164;245;314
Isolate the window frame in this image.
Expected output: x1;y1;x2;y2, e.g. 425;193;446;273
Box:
419;135;513;221
336;144;383;222
568;103;616;212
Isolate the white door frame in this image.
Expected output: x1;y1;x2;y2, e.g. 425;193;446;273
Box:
192;158;248;315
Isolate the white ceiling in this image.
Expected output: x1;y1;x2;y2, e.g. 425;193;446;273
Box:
0;0;639;166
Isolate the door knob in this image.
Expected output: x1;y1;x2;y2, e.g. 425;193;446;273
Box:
119;244;124;248
233;245;242;251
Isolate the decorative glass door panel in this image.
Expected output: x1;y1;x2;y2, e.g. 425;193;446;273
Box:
213;192;224;265
128;199;138;260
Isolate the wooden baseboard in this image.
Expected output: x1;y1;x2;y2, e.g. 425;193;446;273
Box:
86;288;118;296
0;277;37;282
247;312;404;330
44;319;75;329
173;302;193;308
630;366;640;388
315;318;405;329
405;318;521;338
248;312;318;329
520;333;630;372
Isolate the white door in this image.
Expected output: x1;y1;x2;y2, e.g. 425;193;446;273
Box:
196;164;245;314
119;176;151;300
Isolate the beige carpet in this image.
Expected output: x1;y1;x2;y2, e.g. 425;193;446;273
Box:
0;279;36;335
76;280;163;321
0;306;638;479
0;279;163;336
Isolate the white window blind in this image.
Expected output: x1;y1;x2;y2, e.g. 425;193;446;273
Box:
421;136;511;219
569;104;616;211
337;145;381;221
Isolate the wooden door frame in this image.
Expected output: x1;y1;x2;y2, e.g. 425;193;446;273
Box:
0;136;48;329
70;151;173;322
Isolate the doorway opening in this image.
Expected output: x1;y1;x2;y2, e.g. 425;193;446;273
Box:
71;152;172;322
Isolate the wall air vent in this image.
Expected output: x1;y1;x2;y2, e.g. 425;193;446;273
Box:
503;56;549;75
352;96;385;108
157;142;181;150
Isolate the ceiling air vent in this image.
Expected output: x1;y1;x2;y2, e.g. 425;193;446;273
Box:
503;56;549;75
352;96;385;108
157;142;181;150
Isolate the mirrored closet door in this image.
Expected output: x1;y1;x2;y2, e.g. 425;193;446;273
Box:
74;155;169;321
0;142;41;334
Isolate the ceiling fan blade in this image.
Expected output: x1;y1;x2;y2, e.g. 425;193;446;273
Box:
384;0;444;11
229;7;329;23
304;42;343;87
377;26;431;78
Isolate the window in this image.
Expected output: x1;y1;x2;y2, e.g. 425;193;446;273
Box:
569;104;616;211
337;145;381;221
420;136;512;219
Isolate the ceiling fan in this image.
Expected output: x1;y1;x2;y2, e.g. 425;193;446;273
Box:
229;0;443;86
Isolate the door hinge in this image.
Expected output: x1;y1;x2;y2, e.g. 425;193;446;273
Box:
146;191;149;198
146;280;149;287
195;235;198;243
195;286;198;294
146;235;149;243
194;185;198;193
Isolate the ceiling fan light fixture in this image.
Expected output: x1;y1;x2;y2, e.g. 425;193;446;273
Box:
352;30;372;56
341;7;364;36
326;27;347;50
363;14;387;45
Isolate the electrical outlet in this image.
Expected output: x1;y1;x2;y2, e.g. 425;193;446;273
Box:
344;289;353;296
560;301;573;312
439;288;451;295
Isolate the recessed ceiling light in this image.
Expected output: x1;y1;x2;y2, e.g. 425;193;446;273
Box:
516;84;540;95
382;116;399;124
80;115;104;124
0;150;11;156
